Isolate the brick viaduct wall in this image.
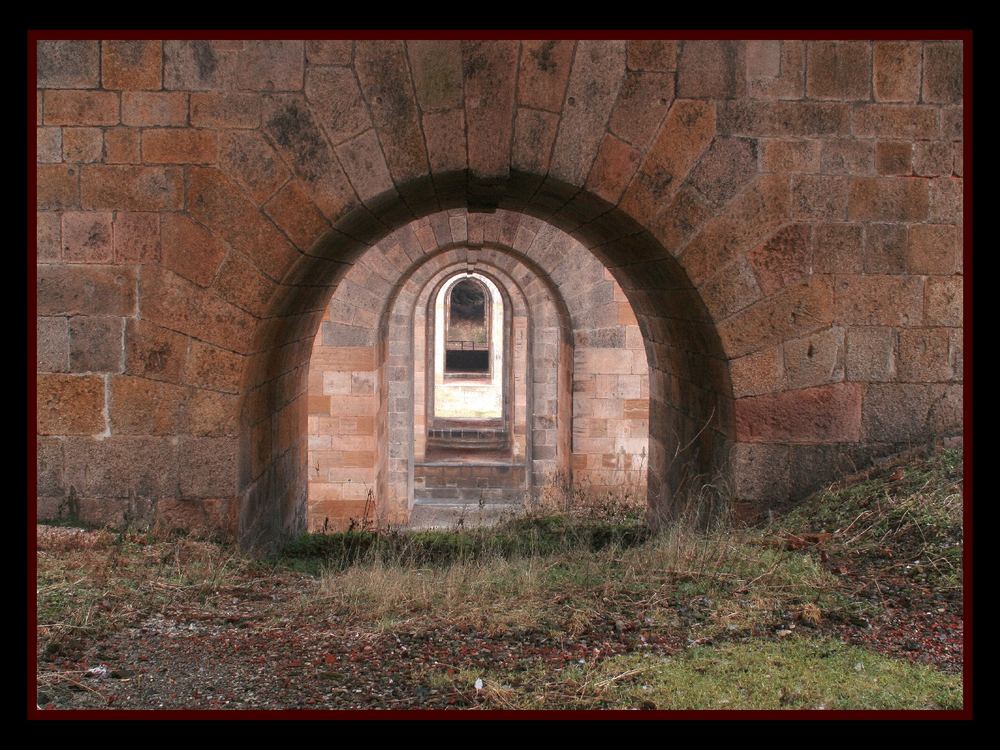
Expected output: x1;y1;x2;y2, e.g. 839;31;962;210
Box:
34;39;964;551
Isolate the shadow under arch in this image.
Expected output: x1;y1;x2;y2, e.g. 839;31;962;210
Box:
238;171;734;552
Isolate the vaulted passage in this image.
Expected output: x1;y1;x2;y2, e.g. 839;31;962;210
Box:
305;210;652;531
36;39;964;553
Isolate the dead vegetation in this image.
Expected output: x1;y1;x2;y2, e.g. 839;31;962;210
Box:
35;443;964;711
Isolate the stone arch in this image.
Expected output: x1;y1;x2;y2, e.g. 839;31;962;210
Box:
36;40;962;552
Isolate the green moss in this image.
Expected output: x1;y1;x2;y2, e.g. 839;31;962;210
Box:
463;638;962;710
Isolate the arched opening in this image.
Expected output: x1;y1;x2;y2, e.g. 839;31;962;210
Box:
240;175;734;552
443;278;491;378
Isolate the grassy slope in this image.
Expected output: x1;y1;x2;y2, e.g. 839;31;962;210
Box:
36;444;965;710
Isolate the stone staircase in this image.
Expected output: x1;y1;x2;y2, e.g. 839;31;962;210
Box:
408;459;527;530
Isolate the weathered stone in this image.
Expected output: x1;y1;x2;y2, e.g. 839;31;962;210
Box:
678;40;745;99
37;265;136;316
69;316;123;372
747;224;811;295
179;437;238;498
124;319;188;384
37;374;105;435
783;326;844;389
907;224;960;274
874;42;921;102
688;137;757;209
922;42;963;104
897;328;953;382
102;40;162;90
862;383;962;441
734;383;862;443
62;127;103;163
110;375;189;434
846;326;895;382
37;41;100;88
37;317;69;373
61;211;113;263
806;41;871;100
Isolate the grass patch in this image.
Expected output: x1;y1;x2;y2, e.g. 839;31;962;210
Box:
279;511;651;575
777;446;963;588
448;637;962;710
36;526;269;660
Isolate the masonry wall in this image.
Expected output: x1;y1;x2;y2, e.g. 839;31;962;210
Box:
34;39;964;548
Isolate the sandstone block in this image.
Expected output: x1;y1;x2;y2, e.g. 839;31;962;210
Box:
37;374;105;435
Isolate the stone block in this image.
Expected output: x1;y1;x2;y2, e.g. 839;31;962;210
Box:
124;318;188;384
37;164;79;210
37;265;136;316
185;340;244;393
875;141;912;175
218;130;291;205
783;326;844;389
37;374;105;435
608;70;674;149
847;177;928;221
924;276;963;327
897;328;953;382
44;90;119;125
37;40;100;88
517;40;575;112
104;128;140;163
747;224;810;294
122;91;188;126
862;383;962;441
812;223;862;274
37;211;61;262
677;40;745;99
110;375;188;434
305;66;370;146
64;436;178;497
729;346;783;398
190;92;261;129
113;212;160;263
790;174;848;221
907;224;960;274
160;213;227;287
864;223;907;274
179;437;238;498
851;105;939;139
164;40;231;90
36;127;62;163
306;41;353;65
806;41;871;100
81;165;184;211
627;40;677;71
61;211;113;263
102;40;162;90
834;275;923;327
688;137;757;209
759;139;820;173
873;42;921;102
37;316;69;373
407;40;463;112
62;127;103;163
69;316;123;372
142;128;217;164
922;42;963;104
235;41;304;91
718;277;833;359
734;383;862;443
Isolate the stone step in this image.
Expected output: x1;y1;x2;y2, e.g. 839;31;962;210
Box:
406;503;525;530
414;462;526;489
413;487;526;504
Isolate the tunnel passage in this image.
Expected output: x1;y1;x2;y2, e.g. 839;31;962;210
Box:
35;39;963;552
305;213;653;531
